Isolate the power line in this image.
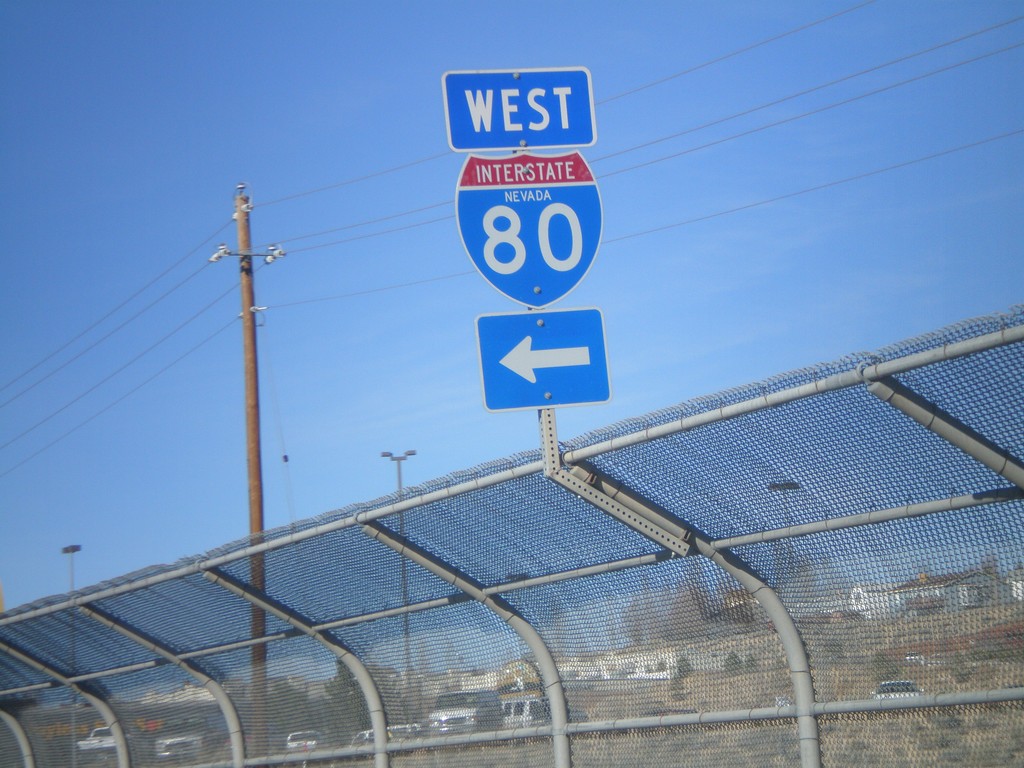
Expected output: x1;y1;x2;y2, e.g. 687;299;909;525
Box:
3;128;1017;476
594;16;1023;164
258;318;298;524
603;129;1023;244
270;131;1022;310
600;41;1024;179
0;318;237;480
264;26;1021;258
13;35;1016;414
0;261;218;413
4;15;1017;472
268;270;477;310
258;153;451;208
246;2;881;214
255;200;451;251
284;214;454;255
9;3;864;409
0;219;233;399
0;281;239;454
598;0;878;104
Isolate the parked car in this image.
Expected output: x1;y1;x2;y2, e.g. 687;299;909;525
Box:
387;723;421;739
154;716;216;761
285;730;321;751
78;727;118;764
428;690;503;735
502;696;550;729
349;723;421;745
350;729;374;746
77;727;115;753
154;732;203;761
873;680;923;699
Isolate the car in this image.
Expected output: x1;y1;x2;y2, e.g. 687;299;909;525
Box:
387;723;421;739
502;696;551;729
873;680;923;699
349;723;421;746
77;727;116;752
153;716;223;761
428;690;503;735
350;729;374;747
154;733;203;760
285;731;321;751
77;727;118;766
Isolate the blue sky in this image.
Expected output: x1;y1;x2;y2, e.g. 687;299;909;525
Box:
1;1;1021;611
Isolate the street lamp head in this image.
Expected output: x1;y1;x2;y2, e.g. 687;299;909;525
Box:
61;545;82;555
381;450;416;461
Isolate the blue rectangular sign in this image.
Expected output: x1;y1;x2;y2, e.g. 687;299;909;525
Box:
476;307;610;412
443;67;596;152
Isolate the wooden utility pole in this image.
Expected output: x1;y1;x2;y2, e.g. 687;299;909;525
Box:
234;185;267;756
235;186;265;544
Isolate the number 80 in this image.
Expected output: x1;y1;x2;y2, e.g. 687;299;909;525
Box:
482;203;583;275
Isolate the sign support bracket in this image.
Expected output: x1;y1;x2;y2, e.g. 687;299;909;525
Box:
539;408;562;477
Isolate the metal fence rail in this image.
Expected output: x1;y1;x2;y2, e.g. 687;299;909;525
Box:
2;306;1023;768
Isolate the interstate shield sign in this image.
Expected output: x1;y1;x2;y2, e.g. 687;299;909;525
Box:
455;151;603;308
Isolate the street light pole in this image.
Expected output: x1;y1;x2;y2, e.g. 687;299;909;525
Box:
381;451;415;499
62;544;81;768
381;450;416;721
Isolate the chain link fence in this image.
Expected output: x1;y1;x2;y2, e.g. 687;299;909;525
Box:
2;307;1022;767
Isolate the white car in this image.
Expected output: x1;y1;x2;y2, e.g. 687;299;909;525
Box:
154;733;202;760
350;724;421;745
502;696;550;729
285;731;321;751
428;690;503;735
77;727;115;752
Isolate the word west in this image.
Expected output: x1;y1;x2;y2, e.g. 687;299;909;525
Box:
464;88;573;134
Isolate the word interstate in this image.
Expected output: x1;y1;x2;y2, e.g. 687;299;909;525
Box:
459;154;593;188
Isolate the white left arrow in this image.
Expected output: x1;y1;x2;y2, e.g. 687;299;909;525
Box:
499;336;591;383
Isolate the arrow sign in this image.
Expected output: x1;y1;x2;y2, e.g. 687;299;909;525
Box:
476;307;610;412
500;336;591;383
